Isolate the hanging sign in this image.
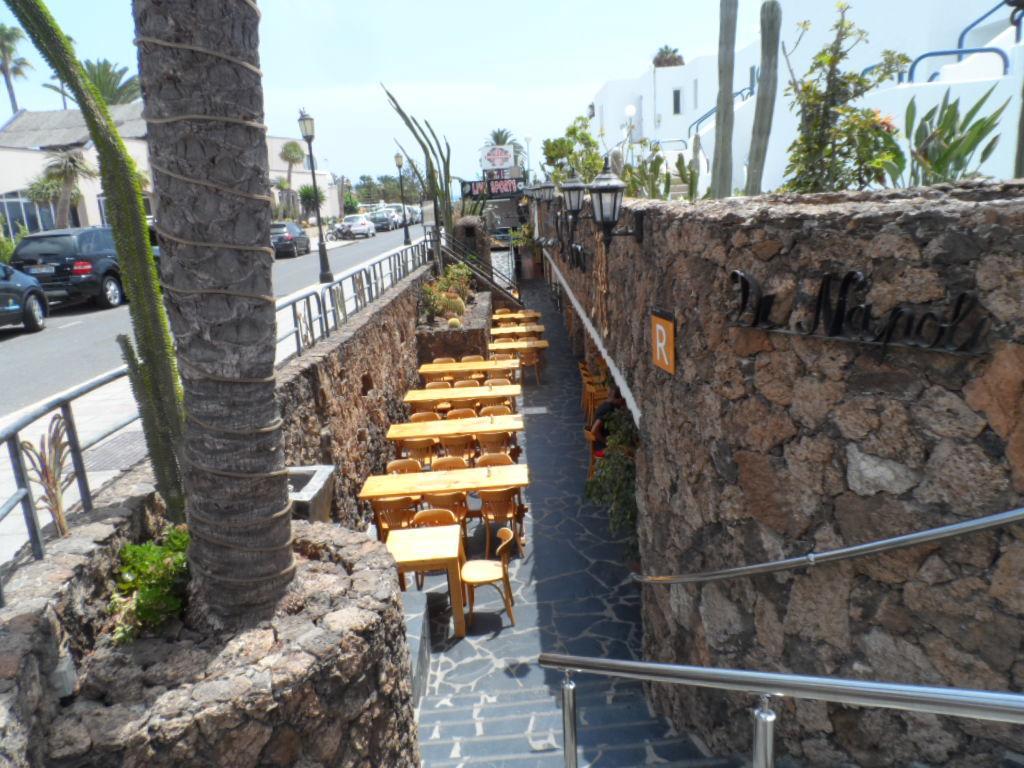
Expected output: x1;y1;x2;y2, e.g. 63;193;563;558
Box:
481;145;515;170
461;178;528;200
651;310;676;374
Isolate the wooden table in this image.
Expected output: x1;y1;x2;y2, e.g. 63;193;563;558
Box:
404;385;521;406
488;340;550;352
418;359;520;377
490;324;545;337
387;415;524;442
359;464;530;500
385;525;467;637
492;311;540;322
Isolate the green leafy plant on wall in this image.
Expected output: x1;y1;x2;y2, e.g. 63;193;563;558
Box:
542;116;604;183
586;410;640;559
782;3;909;192
622;138;671;199
108;526;190;644
888;86;1007;187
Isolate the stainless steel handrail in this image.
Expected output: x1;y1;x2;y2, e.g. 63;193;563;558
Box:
540;652;1024;767
635;505;1024;586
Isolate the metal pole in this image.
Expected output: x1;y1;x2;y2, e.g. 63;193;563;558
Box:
8;435;44;560
398;164;412;246
306;137;334;284
60;403;92;513
562;672;578;768
752;696;776;768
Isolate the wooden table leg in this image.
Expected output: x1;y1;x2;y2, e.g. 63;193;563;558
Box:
447;559;467;638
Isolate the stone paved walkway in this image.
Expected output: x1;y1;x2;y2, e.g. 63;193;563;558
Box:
416;280;725;767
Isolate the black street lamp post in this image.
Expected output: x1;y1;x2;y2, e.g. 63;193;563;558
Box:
394;152;412;246
298;109;334;284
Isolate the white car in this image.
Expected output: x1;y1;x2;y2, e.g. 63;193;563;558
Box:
342;214;376;239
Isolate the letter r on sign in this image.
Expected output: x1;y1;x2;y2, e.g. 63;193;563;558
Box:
651;311;676;374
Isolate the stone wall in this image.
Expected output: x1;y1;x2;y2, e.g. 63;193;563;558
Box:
415;291;492;365
537;182;1024;766
0;468;419;767
277;266;430;529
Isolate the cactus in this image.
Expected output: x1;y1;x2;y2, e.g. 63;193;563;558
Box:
438;292;465;317
746;1;782;195
1017;74;1024;178
711;0;739;198
447;317;463;329
609;148;625;178
9;0;185;520
688;135;703;202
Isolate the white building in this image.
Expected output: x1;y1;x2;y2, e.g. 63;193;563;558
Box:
590;0;1023;195
0;102;339;240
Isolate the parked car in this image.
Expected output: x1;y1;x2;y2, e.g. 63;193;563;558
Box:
385;203;413;225
0;263;47;332
10;227;125;309
270;221;311;258
342;214;376;238
368;210;395;232
408;205;423;224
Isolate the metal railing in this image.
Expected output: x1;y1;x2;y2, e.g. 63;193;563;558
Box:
957;1;1014;56
539;653;1024;768
635;505;1024;586
439;230;518;290
435;229;523;308
908;47;1011;82
686;87;755;138
0;237;430;604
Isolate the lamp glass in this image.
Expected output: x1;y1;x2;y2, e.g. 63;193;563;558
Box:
588;158;626;225
535;177;555;202
394;152;404;169
297;111;315;141
560;172;586;215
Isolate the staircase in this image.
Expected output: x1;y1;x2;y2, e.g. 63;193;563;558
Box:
418;678;741;767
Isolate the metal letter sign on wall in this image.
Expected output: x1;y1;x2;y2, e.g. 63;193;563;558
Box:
728;269;989;356
651;310;676;374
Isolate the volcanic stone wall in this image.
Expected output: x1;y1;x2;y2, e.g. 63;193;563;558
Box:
538;183;1024;766
277;266;431;529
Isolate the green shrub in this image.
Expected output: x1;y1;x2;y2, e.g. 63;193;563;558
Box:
586;409;640;558
109;526;190;644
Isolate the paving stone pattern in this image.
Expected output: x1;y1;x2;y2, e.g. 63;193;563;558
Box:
415;281;739;768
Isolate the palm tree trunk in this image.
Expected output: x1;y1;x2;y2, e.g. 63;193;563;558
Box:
133;0;293;628
55;178;72;228
286;162;293;189
3;68;18;113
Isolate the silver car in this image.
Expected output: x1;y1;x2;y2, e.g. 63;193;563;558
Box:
342;214;376;239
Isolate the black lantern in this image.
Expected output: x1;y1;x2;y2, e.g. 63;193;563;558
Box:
534;175;556;202
588;157;643;245
298;110;315;142
560;171;587;216
297;109;333;283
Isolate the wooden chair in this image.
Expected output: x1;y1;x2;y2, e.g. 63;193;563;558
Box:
583;428;600;480
461;354;487;382
461;527;516;627
410;412;441;423
498;319;517;328
446;407;478;419
387;458;422;474
433;456;469;472
480;405;512;417
584;384;609;426
433;356;456;364
422;490;471;541
400;437;436;468
479;488;527;558
425;381;452;389
490;353;518;382
441;435;476;465
478;431;511;457
477;452;514;468
371;496;419;543
411;508;460;589
494;308;512;316
484;378;511;387
518;348;542;385
453;379;481;388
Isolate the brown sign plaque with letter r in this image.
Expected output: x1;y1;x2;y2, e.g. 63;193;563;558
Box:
651;310;676;374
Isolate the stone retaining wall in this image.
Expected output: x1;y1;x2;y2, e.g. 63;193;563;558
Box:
277;266;431;529
538;182;1024;766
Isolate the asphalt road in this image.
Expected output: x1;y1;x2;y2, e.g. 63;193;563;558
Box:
0;225;427;414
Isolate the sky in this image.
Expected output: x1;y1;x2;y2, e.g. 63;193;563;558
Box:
0;0;765;183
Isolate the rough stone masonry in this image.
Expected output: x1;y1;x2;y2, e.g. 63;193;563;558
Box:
539;182;1024;767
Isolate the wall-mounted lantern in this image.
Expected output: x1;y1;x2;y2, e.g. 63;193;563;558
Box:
589;158;643;246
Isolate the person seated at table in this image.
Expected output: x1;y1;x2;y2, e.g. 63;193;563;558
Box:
590;385;626;457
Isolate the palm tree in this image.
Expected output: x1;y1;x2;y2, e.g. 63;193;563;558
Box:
653;45;685;68
44;149;97;228
44;59;140;105
0;24;31;114
134;0;293;627
298;183;324;219
279;140;305;188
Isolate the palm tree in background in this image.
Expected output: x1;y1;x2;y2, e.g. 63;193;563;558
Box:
0;24;31;114
279;140;305;188
44;59;141;105
44;148;97;228
485;128;525;167
653;45;685;67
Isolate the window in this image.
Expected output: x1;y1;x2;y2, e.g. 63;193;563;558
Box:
672;89;681;115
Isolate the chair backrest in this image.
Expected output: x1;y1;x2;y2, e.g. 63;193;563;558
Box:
422;491;468;513
477;396;510;410
410;411;442;423
412;508;458;527
433;456;469;471
446;407;478;420
387;458;422;474
478;488;518;520
484;378;511;387
477;432;510;454
491;353;514;361
494;308;511;315
441;435;475;454
480;405;512;417
477;452;514;468
426;381;452;390
402;438;436;463
498;320;517;327
453;379;480;388
371;496;418;535
461;354;485;362
433;356;456;363
519;349;539;365
495;526;515;566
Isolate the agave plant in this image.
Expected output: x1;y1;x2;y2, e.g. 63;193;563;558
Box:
889;86;1008;187
20;414;74;536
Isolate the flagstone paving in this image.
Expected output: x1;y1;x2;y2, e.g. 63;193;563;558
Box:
414;279;739;767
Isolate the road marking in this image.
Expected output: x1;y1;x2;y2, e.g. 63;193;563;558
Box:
57;321;83;329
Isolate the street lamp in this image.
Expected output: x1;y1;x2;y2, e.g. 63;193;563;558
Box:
298;109;333;283
394;151;411;246
589;157;643;246
534;175;556;202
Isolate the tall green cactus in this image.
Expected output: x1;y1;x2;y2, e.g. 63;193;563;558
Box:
7;0;185;519
688;134;703;202
711;0;739;198
745;1;782;196
1016;74;1024;179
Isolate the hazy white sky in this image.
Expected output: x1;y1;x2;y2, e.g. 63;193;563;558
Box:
0;1;769;181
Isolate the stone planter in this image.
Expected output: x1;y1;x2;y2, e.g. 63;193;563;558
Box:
416;290;492;364
288;465;336;523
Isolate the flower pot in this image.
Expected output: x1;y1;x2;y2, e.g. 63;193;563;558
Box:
288;465;336;523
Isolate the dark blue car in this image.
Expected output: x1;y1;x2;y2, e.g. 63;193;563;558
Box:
0;263;48;332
